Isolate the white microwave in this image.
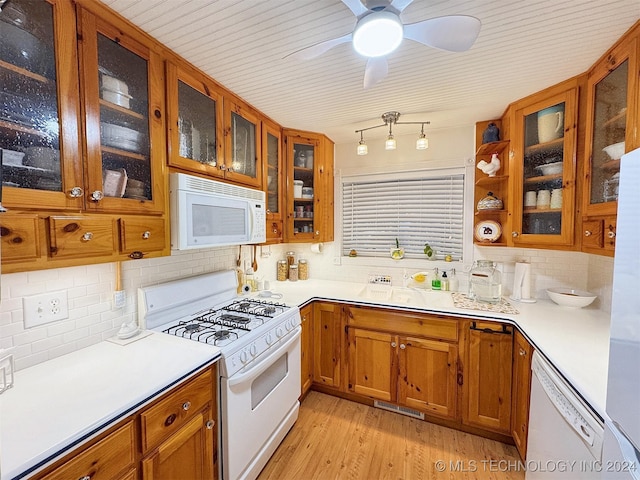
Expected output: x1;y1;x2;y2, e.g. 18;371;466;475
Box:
170;173;266;250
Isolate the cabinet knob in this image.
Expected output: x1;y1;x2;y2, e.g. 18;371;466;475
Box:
584;230;592;237
219;164;226;171
90;190;104;202
142;231;151;239
391;342;397;348
69;186;84;198
206;419;215;430
607;231;616;239
400;344;406;350
82;232;93;241
512;231;519;237
78;476;92;480
519;348;527;357
315;230;320;235
182;401;191;411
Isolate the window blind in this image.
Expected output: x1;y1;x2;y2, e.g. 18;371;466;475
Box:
342;173;465;260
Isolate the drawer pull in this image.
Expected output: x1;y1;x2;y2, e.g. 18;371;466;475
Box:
607;231;616;239
129;251;144;259
519;348;527;356
142;230;151;239
584;230;592;237
78;476;92;480
82;232;93;242
182;401;191;411
206;419;215;430
164;413;177;426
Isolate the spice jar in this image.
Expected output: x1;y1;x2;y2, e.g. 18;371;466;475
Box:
298;259;308;280
286;251;296;267
277;260;288;281
288;264;299;282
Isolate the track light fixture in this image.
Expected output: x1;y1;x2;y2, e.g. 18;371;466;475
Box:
354;111;430;155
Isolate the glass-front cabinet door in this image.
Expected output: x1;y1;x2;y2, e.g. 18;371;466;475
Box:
584;36;637;216
262;119;283;243
166;61;224;178
0;0;82;210
286;135;319;242
223;97;261;188
512;88;577;246
78;7;165;214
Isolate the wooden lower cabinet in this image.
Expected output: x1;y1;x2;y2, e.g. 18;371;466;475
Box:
312;302;342;389
511;330;534;460
142;407;215;480
345;306;458;420
462;320;513;434
300;304;314;397
33;365;217;480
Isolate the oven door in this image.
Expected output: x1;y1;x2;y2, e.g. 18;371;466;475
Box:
220;327;301;480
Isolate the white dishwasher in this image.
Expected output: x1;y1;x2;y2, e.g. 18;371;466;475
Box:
526;351;604;479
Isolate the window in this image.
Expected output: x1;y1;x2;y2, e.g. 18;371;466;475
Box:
342;169;466;260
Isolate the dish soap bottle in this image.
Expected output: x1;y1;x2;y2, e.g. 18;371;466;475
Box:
431;268;441;290
449;268;459;293
441;271;450;291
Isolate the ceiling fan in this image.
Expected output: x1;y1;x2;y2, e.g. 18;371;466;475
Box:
285;0;481;89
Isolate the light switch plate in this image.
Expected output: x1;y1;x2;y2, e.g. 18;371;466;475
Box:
23;291;69;328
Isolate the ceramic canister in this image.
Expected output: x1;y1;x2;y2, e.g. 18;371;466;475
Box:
537;189;551;208
524;191;537;208
550;188;563;208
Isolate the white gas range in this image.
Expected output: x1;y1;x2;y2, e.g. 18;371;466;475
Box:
138;270;301;480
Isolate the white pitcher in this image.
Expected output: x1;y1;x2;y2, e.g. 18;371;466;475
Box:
537;105;564;143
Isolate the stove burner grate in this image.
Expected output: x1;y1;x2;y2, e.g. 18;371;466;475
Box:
223;299;287;318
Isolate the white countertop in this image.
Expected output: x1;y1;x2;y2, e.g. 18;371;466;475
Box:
1;280;610;479
0;332;221;480
264;279;611;418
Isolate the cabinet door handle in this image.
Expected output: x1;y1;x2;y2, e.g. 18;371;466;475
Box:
512;231;519;237
315;230;320;236
400;344;406;350
142;230;151;239
584;230;592;237
69;186;84;198
90;190;104;202
206;419;215;430
182;401;191;411
82;232;93;241
519;348;527;357
391;342;397;348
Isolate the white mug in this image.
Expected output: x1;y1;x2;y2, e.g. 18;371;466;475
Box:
550;188;563;209
524;191;537;207
537;190;551;208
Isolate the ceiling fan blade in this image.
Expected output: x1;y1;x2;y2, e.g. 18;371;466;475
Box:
341;0;370;17
404;15;481;52
363;56;388;89
284;33;352;61
388;0;415;13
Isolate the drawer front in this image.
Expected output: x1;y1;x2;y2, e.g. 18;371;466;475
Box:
346;306;458;341
119;216;166;253
582;219;604;249
42;421;135;480
141;368;213;452
0;214;40;261
49;216;116;258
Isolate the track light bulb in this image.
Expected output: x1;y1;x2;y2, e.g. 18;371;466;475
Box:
385;135;396;150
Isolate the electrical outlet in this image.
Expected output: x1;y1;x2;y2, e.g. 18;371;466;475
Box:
333;257;341;265
23;291;69;328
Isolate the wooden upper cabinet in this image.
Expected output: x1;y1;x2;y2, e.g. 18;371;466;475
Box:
0;0;83;211
165;61;225;179
509;83;579;247
262;118;284;244
223;96;262;188
78;6;166;214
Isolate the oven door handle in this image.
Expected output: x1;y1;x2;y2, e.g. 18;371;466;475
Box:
227;326;301;387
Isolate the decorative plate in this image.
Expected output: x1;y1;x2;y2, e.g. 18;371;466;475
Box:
474;220;502;243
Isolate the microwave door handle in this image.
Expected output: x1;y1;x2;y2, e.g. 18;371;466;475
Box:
226;326;301;387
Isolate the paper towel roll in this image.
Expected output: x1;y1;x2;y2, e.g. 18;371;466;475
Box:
510;261;536;303
310;243;323;253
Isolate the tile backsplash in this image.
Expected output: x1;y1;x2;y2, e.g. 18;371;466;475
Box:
0;243;613;371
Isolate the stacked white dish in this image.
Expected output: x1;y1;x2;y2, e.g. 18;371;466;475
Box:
1;148;25;166
100;74;133;109
101;122;142;152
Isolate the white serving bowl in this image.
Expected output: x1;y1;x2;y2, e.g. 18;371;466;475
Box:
603;141;625;160
536;162;563;175
546;288;597;308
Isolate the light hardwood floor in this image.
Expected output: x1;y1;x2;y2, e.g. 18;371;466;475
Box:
258;391;526;480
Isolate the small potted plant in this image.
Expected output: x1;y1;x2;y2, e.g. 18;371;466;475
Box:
390;238;404;260
424;243;435;260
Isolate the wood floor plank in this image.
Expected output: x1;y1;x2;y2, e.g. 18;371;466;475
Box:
257;392;525;480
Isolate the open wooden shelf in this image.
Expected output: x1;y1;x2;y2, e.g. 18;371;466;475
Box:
475;140;509;156
475;209;507;216
475;175;508;186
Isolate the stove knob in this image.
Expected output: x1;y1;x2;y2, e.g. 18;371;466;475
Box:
266;333;274;345
250;344;258;356
285;320;292;331
276;327;284;338
240;350;248;363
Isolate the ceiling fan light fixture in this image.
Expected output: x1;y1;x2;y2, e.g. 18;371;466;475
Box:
353;11;403;57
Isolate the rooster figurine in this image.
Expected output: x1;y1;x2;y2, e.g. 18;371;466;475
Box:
477;153;501;177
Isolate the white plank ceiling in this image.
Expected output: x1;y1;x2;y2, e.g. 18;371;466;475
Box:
100;0;639;144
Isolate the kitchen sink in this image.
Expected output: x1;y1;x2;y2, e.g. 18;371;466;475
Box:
357;284;426;305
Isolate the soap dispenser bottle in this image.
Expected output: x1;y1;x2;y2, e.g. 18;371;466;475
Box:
441;271;450;291
431;268;441;290
449;268;459;292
